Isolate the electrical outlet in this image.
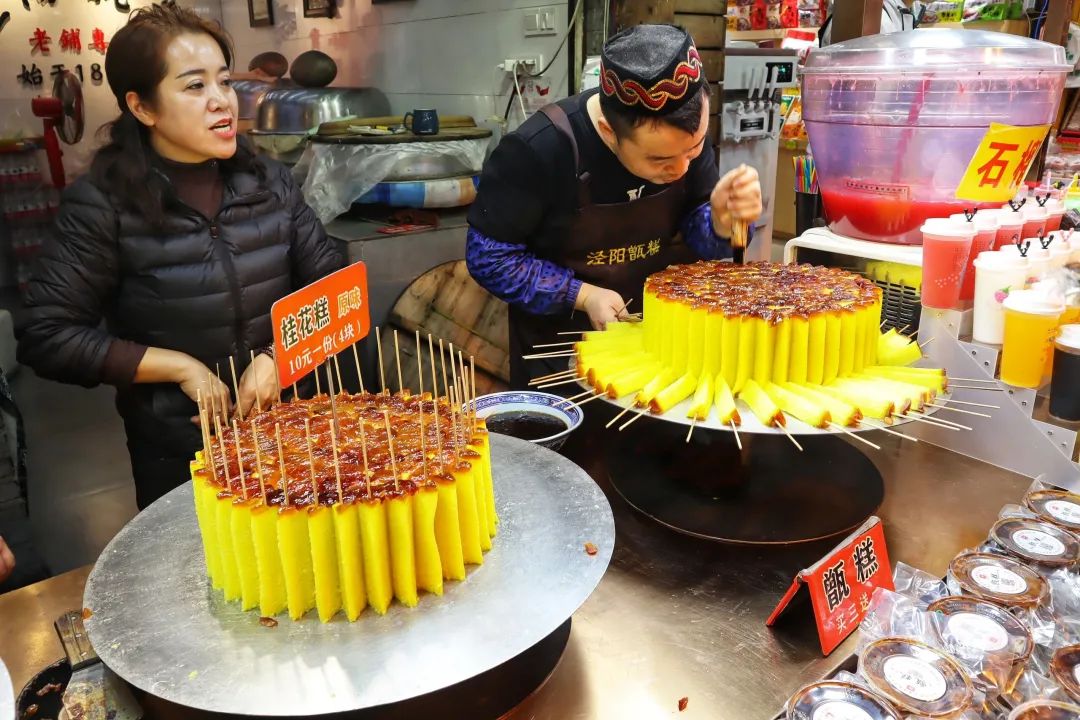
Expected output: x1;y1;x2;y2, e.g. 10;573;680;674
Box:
500;54;544;74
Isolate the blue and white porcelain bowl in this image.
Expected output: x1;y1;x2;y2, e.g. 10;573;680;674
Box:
473;391;583;451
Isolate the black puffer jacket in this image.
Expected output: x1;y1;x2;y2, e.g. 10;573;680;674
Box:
17;157;343;454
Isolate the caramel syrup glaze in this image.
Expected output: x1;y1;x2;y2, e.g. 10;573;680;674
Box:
646;261;881;325
195;391;488;510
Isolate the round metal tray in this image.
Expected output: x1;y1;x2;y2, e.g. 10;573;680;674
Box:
83;436;614;717
572;363;951;436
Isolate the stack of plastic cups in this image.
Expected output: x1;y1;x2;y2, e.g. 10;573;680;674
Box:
1021;204;1048;240
995;208;1025;250
950;212;998;302
973;251;1030;345
920;218;975;310
1048;235;1071;270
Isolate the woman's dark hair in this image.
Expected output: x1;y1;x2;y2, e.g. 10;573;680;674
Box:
599;84;708;142
91;2;263;228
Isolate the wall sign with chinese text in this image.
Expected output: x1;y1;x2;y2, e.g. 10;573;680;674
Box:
766;516;894;656
271;262;370;387
955;123;1051;203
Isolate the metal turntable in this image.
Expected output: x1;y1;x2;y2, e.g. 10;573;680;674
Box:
83;435;614;717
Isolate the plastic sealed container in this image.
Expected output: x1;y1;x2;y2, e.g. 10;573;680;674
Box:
921;219;974;309
950;212;998;301
802;30;1069;245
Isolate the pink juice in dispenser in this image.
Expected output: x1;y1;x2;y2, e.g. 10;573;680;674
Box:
800;30;1069;246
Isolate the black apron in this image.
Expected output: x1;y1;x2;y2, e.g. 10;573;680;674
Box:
509;102;697;389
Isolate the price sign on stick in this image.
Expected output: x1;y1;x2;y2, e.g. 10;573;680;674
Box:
766;516;893;656
955;123;1051;203
271;262;370;387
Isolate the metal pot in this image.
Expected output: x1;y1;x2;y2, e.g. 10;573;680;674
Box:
232;79;283;120
255;87;390;133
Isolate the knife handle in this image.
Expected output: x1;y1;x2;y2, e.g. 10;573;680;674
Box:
55;610;99;672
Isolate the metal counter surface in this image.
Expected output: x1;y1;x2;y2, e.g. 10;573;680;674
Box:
0;414;1030;720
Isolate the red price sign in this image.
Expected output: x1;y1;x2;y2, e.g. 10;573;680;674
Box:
766;516;893;656
271;262;370;387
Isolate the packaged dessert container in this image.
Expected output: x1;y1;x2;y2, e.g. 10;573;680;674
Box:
802;30;1069;245
989;518;1080;569
1025;489;1080;533
858;637;973;717
784;680;903;720
947;552;1048;609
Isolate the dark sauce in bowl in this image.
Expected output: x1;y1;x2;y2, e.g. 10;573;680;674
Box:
486;411;568;442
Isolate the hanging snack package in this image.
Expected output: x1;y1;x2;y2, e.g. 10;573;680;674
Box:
921;1;966;25
962;0;1021;22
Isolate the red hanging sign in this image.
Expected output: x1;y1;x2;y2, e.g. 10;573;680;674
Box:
766;516;893;656
271;262;370;388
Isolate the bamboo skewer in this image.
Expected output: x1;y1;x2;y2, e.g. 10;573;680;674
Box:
229;356;242;417
904;414;964;431
565;392;607;412
538;377;583;390
330;413;343;502
383;409;400;492
250;350;262;414
315;364;322;397
393;329;404;394
427;335;443;470
334;355;345;396
939;398;1000;409
948;377;999;383
829;422;882;450
777;420;803;452
470;356;477;426
215;415;231;490
293;383;298;402
251;419;266;501
439;339;449;400
232;419;248;500
304;418;318;499
375;327;387;394
926;402;992;419
326;366;340;438
730;420;742;450
532;341;579;349
860;418;918;442
418;395;428;479
352;342;366;394
911;412;973;430
556;330;588;336
530;369;577;385
606;404;633;429
948;385;1005;392
619;409;647;431
919;337;935;349
685;418;696;443
358;412;371;497
521;350;577;360
276;423;289;506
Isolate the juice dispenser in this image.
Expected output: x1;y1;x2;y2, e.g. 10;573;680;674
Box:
801;30;1069;245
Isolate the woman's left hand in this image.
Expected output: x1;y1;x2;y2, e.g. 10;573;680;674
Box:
237;353;280;417
710;164;763;238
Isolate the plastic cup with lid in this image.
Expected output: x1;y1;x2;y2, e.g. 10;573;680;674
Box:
995;210;1025;250
1021;204;1049;241
951;213;999;301
1001;289;1065;388
1051;324;1080;421
1045;198;1066;232
973;251;1032;345
922;219;975;309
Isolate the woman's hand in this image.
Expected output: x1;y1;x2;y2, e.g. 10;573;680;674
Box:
237;352;280;418
710;164;763;238
176;356;233;424
0;535;15;585
575;283;629;331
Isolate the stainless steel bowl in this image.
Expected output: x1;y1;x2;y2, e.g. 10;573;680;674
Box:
232;79;276;120
255;87;391;133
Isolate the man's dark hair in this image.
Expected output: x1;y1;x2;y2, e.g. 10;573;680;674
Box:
599;84;708;142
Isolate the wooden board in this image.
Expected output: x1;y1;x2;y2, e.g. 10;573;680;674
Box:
674;12;726;48
707;81;721;112
674;0;727;13
318;115;477;136
700;49;724;83
614;0;676;28
386;260;510;397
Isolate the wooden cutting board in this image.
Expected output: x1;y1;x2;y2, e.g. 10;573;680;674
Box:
318;114;478;136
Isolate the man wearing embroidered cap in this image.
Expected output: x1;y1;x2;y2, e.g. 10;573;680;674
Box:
466;24;762;389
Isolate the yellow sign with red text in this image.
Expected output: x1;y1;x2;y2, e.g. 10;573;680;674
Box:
955;123;1050;203
271;262;370;387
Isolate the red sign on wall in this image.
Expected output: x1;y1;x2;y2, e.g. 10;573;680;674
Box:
271;262;370;387
766;516;893;656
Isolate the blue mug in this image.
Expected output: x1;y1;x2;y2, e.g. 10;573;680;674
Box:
405;109;439;136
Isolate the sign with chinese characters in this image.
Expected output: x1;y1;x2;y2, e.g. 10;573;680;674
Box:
766;516;893;656
271;262;370;387
955;123;1051;203
584;238;662;267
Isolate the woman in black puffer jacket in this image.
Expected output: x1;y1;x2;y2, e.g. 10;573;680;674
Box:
17;4;343;510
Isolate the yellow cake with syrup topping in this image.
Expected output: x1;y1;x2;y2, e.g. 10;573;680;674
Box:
575;261;944;427
190;390;496;622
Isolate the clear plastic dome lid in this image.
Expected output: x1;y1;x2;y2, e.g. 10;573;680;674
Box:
802;29;1069;75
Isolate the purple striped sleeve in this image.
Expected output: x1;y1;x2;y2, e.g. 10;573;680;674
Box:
465;226;582;315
